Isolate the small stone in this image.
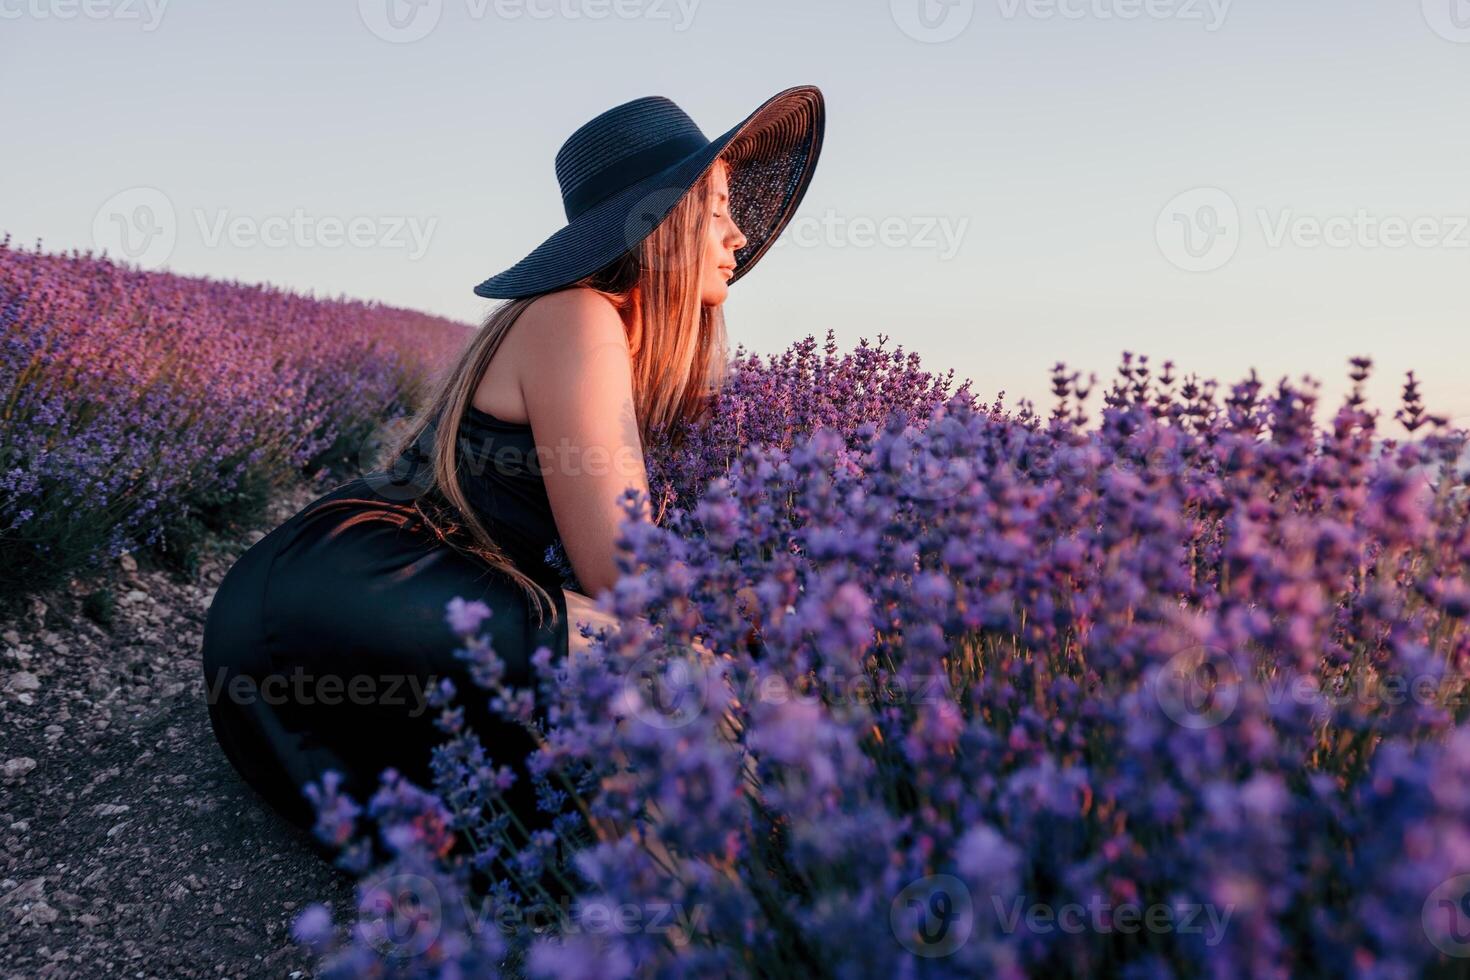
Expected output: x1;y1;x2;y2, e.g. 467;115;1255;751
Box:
77;912;102;928
91;804;130;817
213;902;225;916
4;672;40;694
1;630;19;646
2;758;37;780
8;820;28;832
50;889;82;910
106;820;131;838
123;590;148;604
1;877;44;907
20;900;59;926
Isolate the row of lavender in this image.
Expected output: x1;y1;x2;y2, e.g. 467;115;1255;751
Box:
0;238;470;597
298;340;1469;978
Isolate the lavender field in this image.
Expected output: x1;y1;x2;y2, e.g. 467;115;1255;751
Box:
292;341;1470;978
0;238;470;602
5;248;1470;978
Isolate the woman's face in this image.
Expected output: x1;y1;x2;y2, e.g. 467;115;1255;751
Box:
700;159;748;306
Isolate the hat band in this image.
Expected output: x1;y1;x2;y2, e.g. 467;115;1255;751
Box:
562;130;710;221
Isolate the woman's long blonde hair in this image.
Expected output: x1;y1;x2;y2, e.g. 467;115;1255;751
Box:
385;162;732;630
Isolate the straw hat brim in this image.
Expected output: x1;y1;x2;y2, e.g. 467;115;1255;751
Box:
472;84;825;300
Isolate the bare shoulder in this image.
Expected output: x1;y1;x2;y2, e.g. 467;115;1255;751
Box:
517;287;627;356
515;287;634;419
475;287;627;422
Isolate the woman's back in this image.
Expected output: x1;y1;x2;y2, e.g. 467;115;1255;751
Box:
474;287;653;598
434;402;567;585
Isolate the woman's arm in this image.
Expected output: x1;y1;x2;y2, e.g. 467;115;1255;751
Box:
516;287;651;599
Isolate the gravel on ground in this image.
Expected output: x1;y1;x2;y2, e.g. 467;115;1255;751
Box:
1;480;359;979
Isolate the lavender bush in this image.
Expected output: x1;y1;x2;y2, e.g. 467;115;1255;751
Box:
293;343;1469;978
0;237;469;594
644;330;974;520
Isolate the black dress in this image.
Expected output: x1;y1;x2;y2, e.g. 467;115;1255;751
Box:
199;405;572;842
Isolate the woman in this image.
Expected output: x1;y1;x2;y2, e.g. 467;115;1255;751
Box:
199;84;826;845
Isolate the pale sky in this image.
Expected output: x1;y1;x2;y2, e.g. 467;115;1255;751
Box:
4;0;1468;429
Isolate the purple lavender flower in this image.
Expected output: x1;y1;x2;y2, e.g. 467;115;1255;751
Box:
285;340;1470;979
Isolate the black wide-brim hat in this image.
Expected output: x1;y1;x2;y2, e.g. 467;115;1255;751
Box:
473;84;826;299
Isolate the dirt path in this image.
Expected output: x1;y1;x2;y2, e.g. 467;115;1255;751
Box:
1;480;358;979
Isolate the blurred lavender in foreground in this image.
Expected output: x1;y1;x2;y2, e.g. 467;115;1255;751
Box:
294;342;1469;978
